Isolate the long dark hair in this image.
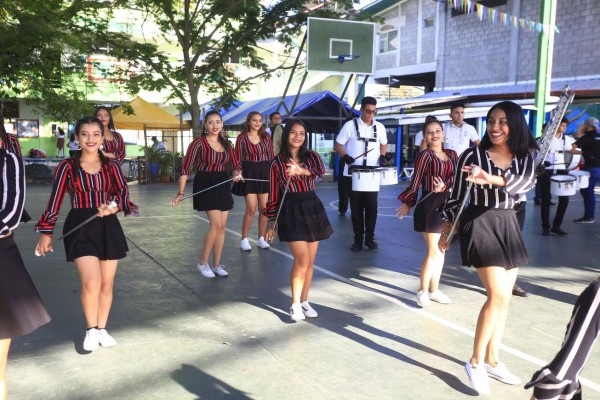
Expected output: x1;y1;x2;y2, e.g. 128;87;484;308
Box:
279;119;310;163
94;106;115;132
241;111;268;139
203;110;231;150
480;101;538;158
72;117;108;170
0;109;8;145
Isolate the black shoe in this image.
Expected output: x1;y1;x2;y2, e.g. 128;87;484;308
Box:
512;284;530;297
573;217;596;224
542;228;550;236
533;199;541;206
551;227;568;236
364;241;378;250
351;242;363;251
550;201;556;206
339;212;346;216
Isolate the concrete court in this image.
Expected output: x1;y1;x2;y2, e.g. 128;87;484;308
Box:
6;180;600;400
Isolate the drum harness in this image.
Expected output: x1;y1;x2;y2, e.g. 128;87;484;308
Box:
353;118;378;169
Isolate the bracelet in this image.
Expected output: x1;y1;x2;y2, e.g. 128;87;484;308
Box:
441;232;449;237
177;192;184;196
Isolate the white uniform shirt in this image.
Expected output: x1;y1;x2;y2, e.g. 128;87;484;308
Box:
336;118;388;177
538;133;580;171
442;121;479;156
414;131;423;148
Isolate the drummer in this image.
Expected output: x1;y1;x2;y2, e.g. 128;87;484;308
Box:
335;97;388;251
537;117;580;236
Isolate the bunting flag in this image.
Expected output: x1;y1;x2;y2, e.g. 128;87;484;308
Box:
445;0;560;34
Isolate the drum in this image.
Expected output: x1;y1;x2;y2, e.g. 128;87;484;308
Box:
377;167;398;185
569;170;590;190
550;175;577;196
352;169;380;192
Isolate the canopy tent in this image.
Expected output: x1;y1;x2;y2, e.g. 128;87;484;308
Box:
112;96;189;130
221;91;360;133
180;99;244;121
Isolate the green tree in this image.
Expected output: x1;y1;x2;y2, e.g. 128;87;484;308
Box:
99;0;355;135
0;0;127;121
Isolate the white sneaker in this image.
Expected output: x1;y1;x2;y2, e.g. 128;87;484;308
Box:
257;237;270;249
197;262;215;278
416;290;431;307
465;360;491;395
212;265;229;277
83;328;100;351
429;289;452;304
290;303;305;321
240;238;252;251
485;361;521;385
300;301;318;318
98;329;117;348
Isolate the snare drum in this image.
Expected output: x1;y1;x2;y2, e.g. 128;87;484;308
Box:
569;170;590;190
376;167;398;185
352;169;380;192
550;175;577;196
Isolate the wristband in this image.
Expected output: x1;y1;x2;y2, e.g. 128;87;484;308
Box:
177;192;184;196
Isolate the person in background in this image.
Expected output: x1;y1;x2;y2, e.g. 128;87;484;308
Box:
443;102;480;157
335;97;388;250
68;133;79;158
35;117;132;352
268;112;284;156
264;119;333;322
397;119;458;307
94;106;125;164
233;111;273;251
56;127;65;158
265;111;282;136
151;136;166;153
439;101;536;395
170;111;244;279
537;117;580;235
568;116;600;224
1;125;51;400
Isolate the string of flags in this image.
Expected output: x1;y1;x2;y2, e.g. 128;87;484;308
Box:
444;0;560;34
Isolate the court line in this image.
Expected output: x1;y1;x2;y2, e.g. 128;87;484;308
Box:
191;214;600;392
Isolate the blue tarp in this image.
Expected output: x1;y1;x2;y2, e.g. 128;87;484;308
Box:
221;90;360;133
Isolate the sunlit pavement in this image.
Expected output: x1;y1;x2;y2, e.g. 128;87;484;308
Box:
9;181;599;400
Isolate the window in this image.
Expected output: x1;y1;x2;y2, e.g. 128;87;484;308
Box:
379;30;398;53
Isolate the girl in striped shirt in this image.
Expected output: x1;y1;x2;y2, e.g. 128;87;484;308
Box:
170;111;243;279
264;119;333;322
439;101;537;395
1;134;51;399
95;106;126;163
397;118;458;307
233;111;274;251
35;117;132;352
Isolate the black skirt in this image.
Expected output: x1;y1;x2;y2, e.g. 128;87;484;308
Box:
0;235;51;339
193;171;234;212
277;191;333;242
232;161;270;196
63;208;128;262
414;191;448;233
459;206;528;269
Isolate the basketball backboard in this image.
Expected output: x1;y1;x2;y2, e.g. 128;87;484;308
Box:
306;17;375;75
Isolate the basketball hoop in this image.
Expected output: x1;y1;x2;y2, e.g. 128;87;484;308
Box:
337;54;361;63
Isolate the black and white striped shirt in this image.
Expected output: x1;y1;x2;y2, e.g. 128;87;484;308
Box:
0;149;26;238
442;146;536;221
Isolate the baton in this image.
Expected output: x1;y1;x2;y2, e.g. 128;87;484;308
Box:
179;178;233;201
271;175;292;235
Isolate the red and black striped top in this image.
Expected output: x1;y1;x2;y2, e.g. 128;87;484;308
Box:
35;158;132;235
398;149;458;207
235;134;274;162
0;134;22;157
263;151;325;220
181;136;242;175
0;149;26;238
103;131;126;163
